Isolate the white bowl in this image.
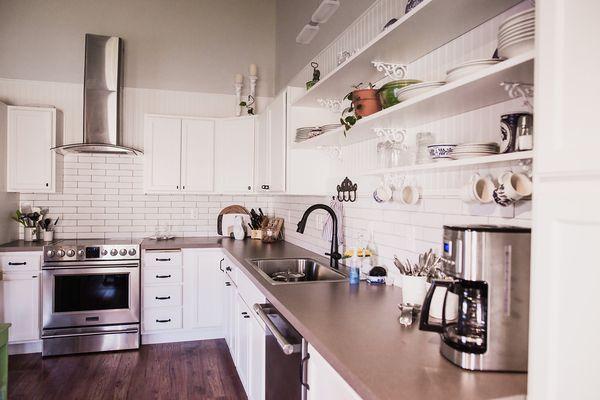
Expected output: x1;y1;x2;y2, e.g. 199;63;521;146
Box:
498;33;534;48
499;26;534;42
499;20;534;38
498;37;535;58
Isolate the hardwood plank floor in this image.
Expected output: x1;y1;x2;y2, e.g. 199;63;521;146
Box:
7;339;247;400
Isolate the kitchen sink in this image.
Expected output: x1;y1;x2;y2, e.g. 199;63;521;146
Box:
248;258;347;284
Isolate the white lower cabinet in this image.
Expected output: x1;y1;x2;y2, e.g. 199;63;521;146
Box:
307;344;363;400
0;252;41;344
0;271;40;343
235;293;251;391
248;313;266;400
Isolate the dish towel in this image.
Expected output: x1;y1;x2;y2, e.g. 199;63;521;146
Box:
321;198;344;245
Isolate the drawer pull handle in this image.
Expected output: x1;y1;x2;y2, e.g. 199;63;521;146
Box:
243;315;250;319
156;258;171;262
155;296;171;300
156;319;171;323
155;274;171;279
225;282;231;286
219;258;225;272
8;262;26;266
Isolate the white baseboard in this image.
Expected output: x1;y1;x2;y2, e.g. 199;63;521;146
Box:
141;327;224;345
8;340;42;355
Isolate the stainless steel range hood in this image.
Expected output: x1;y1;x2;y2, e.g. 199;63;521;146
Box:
53;34;142;156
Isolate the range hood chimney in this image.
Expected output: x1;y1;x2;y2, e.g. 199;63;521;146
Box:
53;34;142;155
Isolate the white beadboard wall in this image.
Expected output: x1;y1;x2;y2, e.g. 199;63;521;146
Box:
274;1;533;285
0;78;271;150
19;154;271;240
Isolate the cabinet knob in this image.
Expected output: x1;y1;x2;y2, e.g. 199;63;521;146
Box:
45;183;49;187
176;185;179;189
247;186;252;190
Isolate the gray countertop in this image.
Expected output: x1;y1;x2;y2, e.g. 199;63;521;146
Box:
0;239;55;252
143;237;527;400
1;236;527;399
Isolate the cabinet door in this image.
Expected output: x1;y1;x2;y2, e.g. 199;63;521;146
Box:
181;118;215;193
7;107;55;192
248;315;265;400
307;344;362;400
235;294;251;391
215;116;255;193
144;116;182;193
254;111;269;192
0;272;40;342
182;250;224;330
266;90;287;192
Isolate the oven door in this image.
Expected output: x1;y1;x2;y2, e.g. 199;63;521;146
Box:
42;264;140;330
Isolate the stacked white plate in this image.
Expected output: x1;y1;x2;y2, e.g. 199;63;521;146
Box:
450;142;499;159
445;58;503;82
394;81;445;102
295;123;342;142
295;126;321;142
498;8;535;58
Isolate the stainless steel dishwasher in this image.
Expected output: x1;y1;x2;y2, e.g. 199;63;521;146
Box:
254;303;308;400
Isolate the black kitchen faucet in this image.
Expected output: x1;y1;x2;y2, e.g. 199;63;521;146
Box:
296;204;342;269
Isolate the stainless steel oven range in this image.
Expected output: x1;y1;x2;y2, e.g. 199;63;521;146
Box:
41;239;141;356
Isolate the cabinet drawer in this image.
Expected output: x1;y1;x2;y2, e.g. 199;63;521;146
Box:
143;285;182;308
143;307;182;331
143;268;182;285
238;268;266;308
144;250;182;268
0;252;41;272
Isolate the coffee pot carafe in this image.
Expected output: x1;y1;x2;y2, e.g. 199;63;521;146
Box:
419;225;531;372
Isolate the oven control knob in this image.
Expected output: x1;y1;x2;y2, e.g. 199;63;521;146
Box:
46;250;55;258
102;249;108;256
66;249;75;257
128;248;137;256
57;249;65;257
110;249;118;256
119;249;127;256
78;249;85;257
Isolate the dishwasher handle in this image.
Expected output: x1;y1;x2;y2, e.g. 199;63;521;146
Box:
253;303;302;356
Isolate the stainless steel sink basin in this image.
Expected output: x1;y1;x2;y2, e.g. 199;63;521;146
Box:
248;258;347;285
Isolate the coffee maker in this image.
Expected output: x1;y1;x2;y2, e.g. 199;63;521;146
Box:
419;225;531;372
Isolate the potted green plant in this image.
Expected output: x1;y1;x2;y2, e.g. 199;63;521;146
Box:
340;83;381;135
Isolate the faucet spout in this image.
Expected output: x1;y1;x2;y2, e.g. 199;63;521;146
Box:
296;204;341;269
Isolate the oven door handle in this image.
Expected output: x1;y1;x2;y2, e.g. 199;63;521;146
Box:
42;263;140;270
253;303;302;355
42;328;139;339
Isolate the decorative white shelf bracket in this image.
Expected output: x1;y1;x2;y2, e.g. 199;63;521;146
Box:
371;61;407;79
373;127;406;143
501;81;534;109
317;145;343;161
317;98;344;113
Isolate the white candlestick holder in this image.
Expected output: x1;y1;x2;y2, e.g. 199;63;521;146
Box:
235;82;243;117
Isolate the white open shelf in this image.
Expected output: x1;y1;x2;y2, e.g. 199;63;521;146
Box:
362;151;533;176
292;51;534;149
291;0;522;107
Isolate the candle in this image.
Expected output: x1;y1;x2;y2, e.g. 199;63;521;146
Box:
249;64;258;76
235;73;243;84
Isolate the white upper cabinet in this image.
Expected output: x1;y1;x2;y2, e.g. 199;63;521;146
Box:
144;116;182;193
215;116;255;193
144;115;215;194
256;91;286;193
7;106;56;192
181;118;215;193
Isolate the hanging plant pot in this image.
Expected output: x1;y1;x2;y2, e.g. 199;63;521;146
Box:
351;89;381;117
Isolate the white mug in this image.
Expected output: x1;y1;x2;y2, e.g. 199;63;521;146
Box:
461;173;496;204
493;171;532;206
398;184;420;205
373;184;393;203
401;275;427;305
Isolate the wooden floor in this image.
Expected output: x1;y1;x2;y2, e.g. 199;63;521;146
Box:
7;339;247;400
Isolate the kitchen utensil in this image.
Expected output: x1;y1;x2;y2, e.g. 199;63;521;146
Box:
377;79;422;108
450;142;499;159
43;230;54;242
217;205;250;236
398;303;421;327
516;114;533;151
493;171;532;206
262;218;284;243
